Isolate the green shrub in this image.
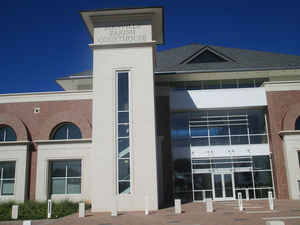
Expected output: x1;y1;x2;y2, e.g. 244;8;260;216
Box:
52;200;78;218
19;201;48;220
0;201;15;221
0;200;90;221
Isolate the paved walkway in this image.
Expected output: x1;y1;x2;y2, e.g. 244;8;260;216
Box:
1;200;300;225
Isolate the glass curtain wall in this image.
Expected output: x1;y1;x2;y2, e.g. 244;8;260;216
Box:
171;113;193;202
189;110;267;147
171;109;274;202
192;155;274;200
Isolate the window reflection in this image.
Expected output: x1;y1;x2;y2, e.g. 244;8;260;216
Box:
159;78;268;90
50;123;82;140
171;109;273;202
49;160;81;195
0;126;17;142
188;109;267;146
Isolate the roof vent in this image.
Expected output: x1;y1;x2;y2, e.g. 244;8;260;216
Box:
187;49;227;64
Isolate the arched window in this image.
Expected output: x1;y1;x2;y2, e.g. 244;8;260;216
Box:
50;123;82;140
0;125;17;142
295;117;300;130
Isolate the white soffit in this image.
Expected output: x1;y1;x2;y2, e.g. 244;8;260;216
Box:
56;77;92;91
80;7;164;44
170;87;267;111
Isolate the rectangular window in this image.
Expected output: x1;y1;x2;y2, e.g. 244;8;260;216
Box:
0;161;15;196
170;78;268;90
298;151;300;167
49;160;81;195
189;109;267;147
117;71;130;194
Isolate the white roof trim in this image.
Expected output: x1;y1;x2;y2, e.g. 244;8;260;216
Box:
0;90;93;103
264;80;300;92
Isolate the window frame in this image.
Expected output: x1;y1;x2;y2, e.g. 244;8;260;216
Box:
298;151;300;168
116;70;131;195
295;117;300;130
49;160;82;195
0;161;16;196
0;125;17;142
189;110;268;147
50;123;82;140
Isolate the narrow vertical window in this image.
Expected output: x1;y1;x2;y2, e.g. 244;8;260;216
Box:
117;71;130;194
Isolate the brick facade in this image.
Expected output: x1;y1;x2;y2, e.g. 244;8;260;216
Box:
1;90;298;201
0;100;92;200
267;90;300;199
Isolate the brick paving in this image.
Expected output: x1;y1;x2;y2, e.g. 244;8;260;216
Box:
1;200;300;225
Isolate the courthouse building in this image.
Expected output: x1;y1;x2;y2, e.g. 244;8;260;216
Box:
1;7;300;212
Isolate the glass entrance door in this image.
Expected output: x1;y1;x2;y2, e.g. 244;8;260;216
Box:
213;173;234;200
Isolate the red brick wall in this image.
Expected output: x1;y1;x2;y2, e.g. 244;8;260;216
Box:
267;90;300;199
0;100;92;200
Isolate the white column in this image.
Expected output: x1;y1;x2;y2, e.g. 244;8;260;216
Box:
87;8;163;212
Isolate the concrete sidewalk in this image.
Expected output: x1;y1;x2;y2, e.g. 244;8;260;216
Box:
1;200;300;225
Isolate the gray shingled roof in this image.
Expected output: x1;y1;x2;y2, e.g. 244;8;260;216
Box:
156;44;300;73
57;70;92;80
61;44;300;78
68;70;92;77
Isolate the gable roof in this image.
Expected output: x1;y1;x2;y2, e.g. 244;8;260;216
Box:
156;44;300;73
60;43;300;79
182;46;232;64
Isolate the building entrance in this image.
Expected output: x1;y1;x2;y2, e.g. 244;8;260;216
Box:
191;155;274;202
213;173;234;200
171;110;275;202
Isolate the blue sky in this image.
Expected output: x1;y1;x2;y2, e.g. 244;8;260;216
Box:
1;0;299;93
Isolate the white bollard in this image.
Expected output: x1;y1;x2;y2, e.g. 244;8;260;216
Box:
23;221;31;225
206;198;213;212
11;205;19;220
246;189;249;200
174;199;182;214
238;192;243;211
265;220;285;225
145;196;149;215
47;199;52;219
111;198;118;216
79;202;85;218
268;191;274;210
